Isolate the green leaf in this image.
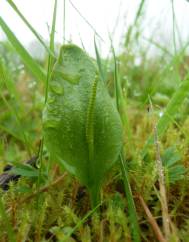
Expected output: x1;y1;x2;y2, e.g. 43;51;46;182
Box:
162;147;181;167
10;164;39;177
43;44;123;207
162;147;186;184
167;165;186;183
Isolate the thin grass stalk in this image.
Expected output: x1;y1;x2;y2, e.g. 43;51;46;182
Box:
69;0;104;42
171;0;177;54
148;98;171;239
110;42;135;157
112;45;141;242
125;0;146;47
112;47;119;111
138;194;166;242
64;202;102;241
45;0;57;103
119;154;141;242
36;0;58;208
38;0;58;164
154;125;171;239
94;38;105;82
63;0;66;44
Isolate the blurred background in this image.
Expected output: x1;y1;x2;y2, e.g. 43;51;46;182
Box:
1;0;189;57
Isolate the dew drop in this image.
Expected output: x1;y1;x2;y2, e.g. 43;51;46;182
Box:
62;72;81;84
48;96;56;104
50;81;64;95
44;120;58;129
54;66;81;84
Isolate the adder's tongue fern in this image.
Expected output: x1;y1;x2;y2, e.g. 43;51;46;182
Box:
86;74;98;164
43;44;123;207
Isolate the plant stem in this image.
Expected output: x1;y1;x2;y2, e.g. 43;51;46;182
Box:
154;125;171;239
90;185;101;208
119;154;141;242
138;194;166;242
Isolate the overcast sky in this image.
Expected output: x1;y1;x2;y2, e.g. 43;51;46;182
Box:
1;0;189;56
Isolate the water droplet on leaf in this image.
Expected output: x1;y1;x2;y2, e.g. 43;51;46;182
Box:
48;96;56;104
50;81;64;95
44;120;58;129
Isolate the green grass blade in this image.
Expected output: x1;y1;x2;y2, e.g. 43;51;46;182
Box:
45;0;57;103
142;75;189;157
112;44;141;241
0;17;46;82
64;202;101;241
49;0;57;55
63;0;66;44
171;0;177;54
125;0;146;47
37;0;58;195
111;42;135;156
69;0;104;42
119;154;141;242
6;0;55;58
37;0;58;197
142;36;172;56
38;0;58;176
94;37;105;82
111;43;119;110
133;0;146;26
